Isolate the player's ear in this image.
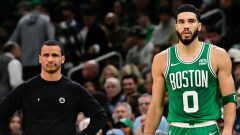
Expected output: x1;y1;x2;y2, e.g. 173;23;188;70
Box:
198;22;202;32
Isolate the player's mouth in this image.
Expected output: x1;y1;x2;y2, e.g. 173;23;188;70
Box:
182;31;191;38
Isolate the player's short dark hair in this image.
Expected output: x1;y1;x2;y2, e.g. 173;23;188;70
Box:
40;40;65;56
175;4;201;22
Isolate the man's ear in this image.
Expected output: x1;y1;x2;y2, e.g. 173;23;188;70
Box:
62;55;65;64
39;55;41;64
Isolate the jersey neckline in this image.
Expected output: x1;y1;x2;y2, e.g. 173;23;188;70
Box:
175;42;204;64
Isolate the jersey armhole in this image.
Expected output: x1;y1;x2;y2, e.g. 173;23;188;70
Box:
164;48;170;79
208;44;218;78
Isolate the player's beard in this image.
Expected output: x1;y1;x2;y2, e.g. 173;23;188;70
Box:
177;29;198;46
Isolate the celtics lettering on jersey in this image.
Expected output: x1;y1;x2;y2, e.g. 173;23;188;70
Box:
165;42;221;123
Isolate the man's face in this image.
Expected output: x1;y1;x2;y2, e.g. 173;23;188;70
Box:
104;13;116;30
83;15;95;27
115;105;129;120
122;78;137;95
62;10;74;22
176;12;201;45
138;96;151;114
39;45;64;74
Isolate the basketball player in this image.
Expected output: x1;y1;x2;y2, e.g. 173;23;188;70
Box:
144;4;237;135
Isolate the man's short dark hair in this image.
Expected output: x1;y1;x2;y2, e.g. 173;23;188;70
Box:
122;74;138;84
175;4;201;22
40;40;65;56
129;25;146;39
60;1;76;13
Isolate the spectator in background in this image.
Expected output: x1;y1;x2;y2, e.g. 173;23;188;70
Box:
126;92;142;119
125;25;154;76
71;60;100;88
56;1;82;74
8;1;55;80
0;41;23;101
207;26;233;51
81;60;100;88
106;128;124;135
113;0;130;27
112;102;133;123
151;7;177;45
100;64;121;90
104;77;125;114
138;11;156;42
133;94;168;134
121;74;141;102
135;114;147;135
114;118;134;135
228;44;240;88
198;24;210;42
91;91;110;114
83;81;97;93
104;12;130;55
78;8;109;60
121;64;146;93
8;111;22;135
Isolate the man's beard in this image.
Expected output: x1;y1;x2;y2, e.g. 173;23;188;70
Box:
177;29;198;45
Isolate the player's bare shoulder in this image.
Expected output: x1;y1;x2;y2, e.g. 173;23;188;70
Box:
210;45;232;69
211;45;230;60
152;49;168;74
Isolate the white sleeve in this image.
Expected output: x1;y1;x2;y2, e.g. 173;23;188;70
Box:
8;59;23;88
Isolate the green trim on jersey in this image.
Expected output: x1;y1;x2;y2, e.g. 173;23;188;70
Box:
165;42;221;124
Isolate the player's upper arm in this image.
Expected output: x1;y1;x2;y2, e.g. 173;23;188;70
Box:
151;50;168;107
211;46;235;96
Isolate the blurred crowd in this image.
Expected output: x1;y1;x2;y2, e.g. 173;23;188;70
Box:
0;0;240;134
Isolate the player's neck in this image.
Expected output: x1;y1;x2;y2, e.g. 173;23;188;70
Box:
178;38;201;52
178;39;202;62
40;70;62;81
